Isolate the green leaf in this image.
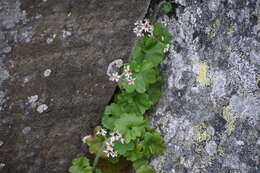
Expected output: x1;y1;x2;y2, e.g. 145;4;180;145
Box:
143;38;165;66
142;36;159;50
115;92;153;114
114;115;146;143
153;24;172;44
85;136;105;157
147;79;162;104
141;131;165;156
104;103;123;116
162;2;172;13
95;169;102;173
130;60;142;73
133;159;149;169
135;74;147;93
131;45;145;64
69;157;93;173
136;165;155;173
141;68;157;85
102;115;117;130
125;149;144;162
114;141;135;155
102;104;124;129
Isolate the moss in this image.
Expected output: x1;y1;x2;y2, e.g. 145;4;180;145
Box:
223;106;237;136
197;62;210;86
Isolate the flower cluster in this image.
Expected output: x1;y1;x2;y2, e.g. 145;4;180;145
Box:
122;65;135;85
133;19;153;37
108;64;135;85
109;72;121;82
96;128;107;136
104;131;124;158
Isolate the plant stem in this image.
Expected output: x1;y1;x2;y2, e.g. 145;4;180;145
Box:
152;0;167;23
92;141;106;170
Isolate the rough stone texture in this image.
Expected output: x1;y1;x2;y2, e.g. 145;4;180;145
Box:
151;0;259;173
0;0;150;172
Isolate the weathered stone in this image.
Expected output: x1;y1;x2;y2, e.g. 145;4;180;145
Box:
151;0;259;172
0;0;150;172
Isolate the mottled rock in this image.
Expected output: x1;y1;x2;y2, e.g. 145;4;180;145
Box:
0;0;150;172
205;140;217;156
151;0;259;172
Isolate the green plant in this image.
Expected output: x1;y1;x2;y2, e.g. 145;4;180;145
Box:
70;19;172;173
162;2;172;13
69;157;93;173
152;1;173;22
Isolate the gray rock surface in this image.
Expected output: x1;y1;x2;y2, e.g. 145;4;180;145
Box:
151;0;259;172
0;0;150;172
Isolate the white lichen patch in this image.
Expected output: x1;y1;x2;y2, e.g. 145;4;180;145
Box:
22;127;32;135
37;104;48;113
0;163;5;169
46;37;53;44
0;140;3;147
62;30;72;38
28;95;38;108
106;59;123;77
43;69;51;77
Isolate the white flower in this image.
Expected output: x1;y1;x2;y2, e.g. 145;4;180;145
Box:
109;72;121;82
133;19;153;37
161;36;165;41
119;136;125;144
106;140;114;148
96;128;107;136
164;44;170;53
110;131;124;144
110;131;120;141
104;148;117;158
44;69;52;77
106;59;123;77
133;27;144;37
161;18;168;26
123;65;131;74
127;77;136;85
82;135;91;143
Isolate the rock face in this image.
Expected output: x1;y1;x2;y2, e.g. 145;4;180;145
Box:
0;0;150;172
151;0;259;172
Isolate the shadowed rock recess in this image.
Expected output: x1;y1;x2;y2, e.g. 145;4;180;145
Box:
151;0;259;173
0;0;150;172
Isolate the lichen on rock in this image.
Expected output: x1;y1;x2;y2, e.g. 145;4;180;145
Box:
150;0;260;172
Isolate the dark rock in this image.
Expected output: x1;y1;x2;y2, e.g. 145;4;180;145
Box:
0;0;150;173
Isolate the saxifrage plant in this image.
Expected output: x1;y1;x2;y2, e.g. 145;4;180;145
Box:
69;10;172;173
